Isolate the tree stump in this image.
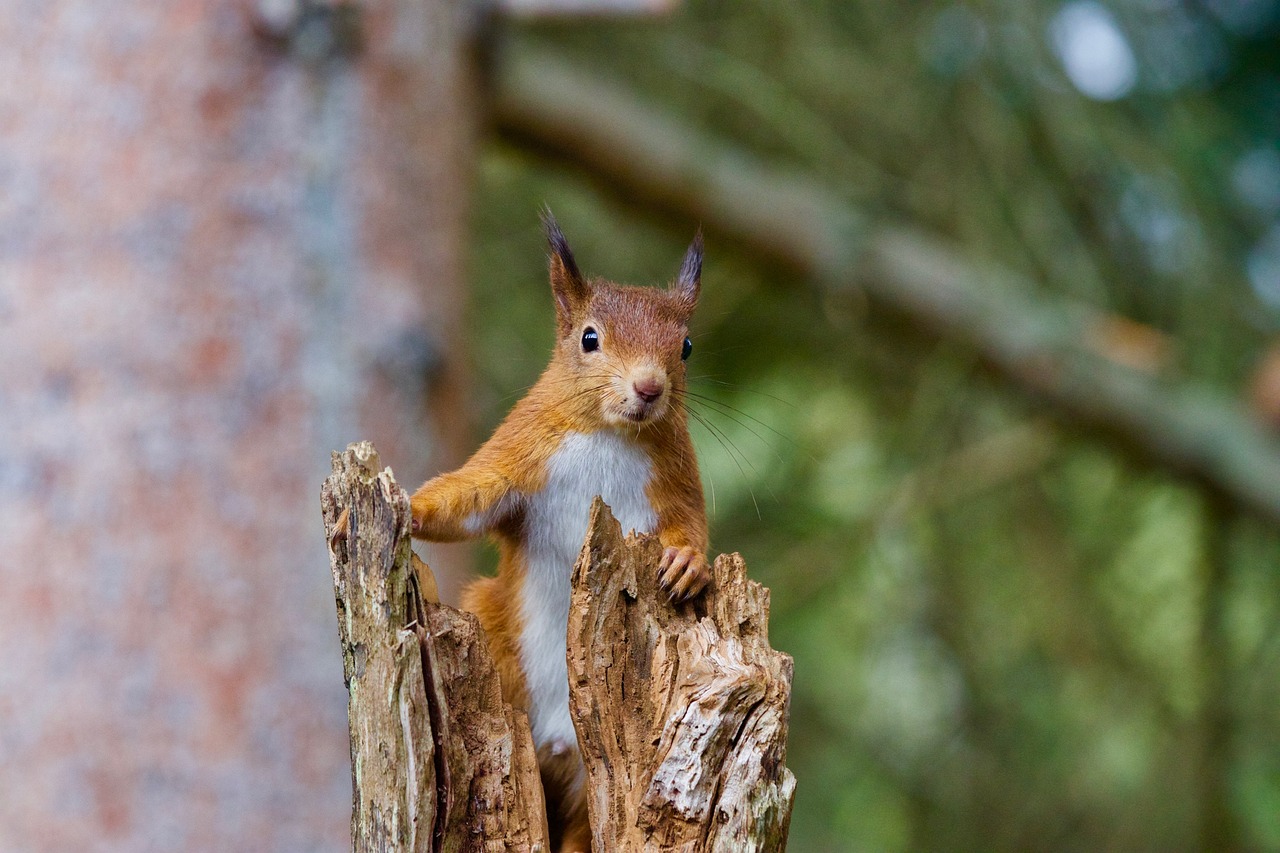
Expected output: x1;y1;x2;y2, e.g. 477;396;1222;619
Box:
322;443;794;851
322;442;548;852
568;498;796;851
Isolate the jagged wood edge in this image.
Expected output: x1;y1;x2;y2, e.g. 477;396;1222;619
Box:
322;441;549;853
566;497;795;852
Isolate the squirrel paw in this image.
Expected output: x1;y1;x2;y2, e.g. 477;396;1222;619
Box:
658;546;710;602
409;492;438;537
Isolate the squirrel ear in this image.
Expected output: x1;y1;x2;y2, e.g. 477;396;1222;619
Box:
673;228;703;312
542;208;588;330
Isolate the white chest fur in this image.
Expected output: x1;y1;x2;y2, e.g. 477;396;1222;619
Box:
519;430;658;748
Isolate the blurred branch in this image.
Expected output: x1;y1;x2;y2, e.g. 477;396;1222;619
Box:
888;419;1058;512
489;47;1280;528
1199;499;1241;852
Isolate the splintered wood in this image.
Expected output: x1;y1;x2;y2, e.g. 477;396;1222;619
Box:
322;442;548;853
568;498;796;852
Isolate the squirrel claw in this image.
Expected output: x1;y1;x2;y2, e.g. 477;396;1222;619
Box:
658;545;709;602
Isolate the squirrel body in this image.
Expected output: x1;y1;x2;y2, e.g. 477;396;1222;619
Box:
409;215;710;853
517;429;656;749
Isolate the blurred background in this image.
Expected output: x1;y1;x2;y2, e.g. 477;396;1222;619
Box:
4;0;1280;850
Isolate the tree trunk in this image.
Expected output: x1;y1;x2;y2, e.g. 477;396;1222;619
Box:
0;3;477;848
323;446;794;851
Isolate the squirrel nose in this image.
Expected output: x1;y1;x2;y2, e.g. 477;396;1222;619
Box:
633;377;666;403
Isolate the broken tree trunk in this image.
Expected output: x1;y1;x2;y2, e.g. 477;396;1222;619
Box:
322;442;549;852
322;443;795;851
568;498;796;851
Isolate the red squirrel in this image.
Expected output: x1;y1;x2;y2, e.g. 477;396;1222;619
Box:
411;214;710;852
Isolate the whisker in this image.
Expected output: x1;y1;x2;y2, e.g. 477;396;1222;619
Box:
490;369;778;520
706;463;717;516
681;391;795;446
674;392;794;471
690;377;798;410
685;404;765;519
686;406;752;516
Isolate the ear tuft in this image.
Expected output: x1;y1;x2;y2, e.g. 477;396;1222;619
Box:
541;207;588;331
542;206;582;284
674;228;703;311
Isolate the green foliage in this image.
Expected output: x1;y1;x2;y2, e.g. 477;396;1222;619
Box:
472;0;1280;848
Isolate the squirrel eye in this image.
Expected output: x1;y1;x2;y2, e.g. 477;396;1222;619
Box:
681;337;692;361
581;327;599;353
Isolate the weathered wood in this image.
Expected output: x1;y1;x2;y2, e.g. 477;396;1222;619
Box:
421;603;550;851
322;442;549;853
567;498;796;852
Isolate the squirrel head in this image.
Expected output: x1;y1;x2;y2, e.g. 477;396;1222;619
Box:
541;210;701;430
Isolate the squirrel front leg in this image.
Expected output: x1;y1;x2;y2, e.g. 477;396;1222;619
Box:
410;465;517;542
651;451;711;601
327;463;515;548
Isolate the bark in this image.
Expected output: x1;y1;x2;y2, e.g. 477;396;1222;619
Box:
1;3;476;848
568;498;796;852
324;448;793;851
322;442;549;853
489;46;1280;529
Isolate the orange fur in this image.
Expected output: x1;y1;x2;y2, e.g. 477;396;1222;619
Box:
410;216;709;853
